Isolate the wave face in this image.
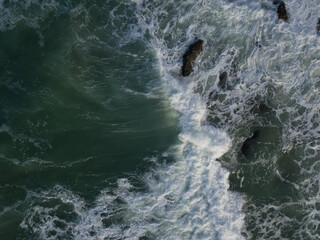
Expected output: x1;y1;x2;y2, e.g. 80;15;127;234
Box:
19;0;245;238
0;0;244;239
1;0;320;239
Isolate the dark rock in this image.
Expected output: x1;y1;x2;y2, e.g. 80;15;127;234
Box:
258;102;270;113
317;19;320;32
272;0;281;5
241;130;260;157
164;194;175;202
218;72;228;88
181;39;204;77
252;130;260;139
277;2;288;21
255;41;262;48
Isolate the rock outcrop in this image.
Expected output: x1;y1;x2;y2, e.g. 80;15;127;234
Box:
181;39;204;77
241;130;260;157
218;72;228;88
277;2;288;21
255;41;262;48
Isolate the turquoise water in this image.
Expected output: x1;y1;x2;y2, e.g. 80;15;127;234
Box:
1;0;320;239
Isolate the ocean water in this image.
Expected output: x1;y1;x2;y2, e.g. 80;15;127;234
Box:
0;0;320;239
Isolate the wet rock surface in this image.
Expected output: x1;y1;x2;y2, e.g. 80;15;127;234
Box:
255;41;262;48
241;130;260;157
181;39;204;76
218;72;228;89
277;2;288;21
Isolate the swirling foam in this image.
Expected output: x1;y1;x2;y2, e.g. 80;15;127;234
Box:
19;0;246;239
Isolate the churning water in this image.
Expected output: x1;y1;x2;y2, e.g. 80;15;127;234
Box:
0;0;320;239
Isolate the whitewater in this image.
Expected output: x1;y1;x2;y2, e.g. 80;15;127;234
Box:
1;0;320;239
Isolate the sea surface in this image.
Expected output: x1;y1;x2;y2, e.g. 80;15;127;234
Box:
0;0;320;239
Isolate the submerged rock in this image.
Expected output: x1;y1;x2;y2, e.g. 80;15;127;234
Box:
241;130;260;157
181;39;204;77
218;72;228;88
317;19;320;32
272;0;281;5
252;101;271;114
255;41;262;48
277;2;288;21
258;102;270;113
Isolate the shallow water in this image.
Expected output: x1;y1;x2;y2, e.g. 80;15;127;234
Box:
1;0;320;239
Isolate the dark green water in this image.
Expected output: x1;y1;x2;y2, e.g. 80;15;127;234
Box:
0;1;179;238
1;0;320;239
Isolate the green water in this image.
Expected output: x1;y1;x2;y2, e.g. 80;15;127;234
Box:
0;1;179;238
2;0;320;239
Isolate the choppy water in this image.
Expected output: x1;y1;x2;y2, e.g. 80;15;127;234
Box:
1;0;320;239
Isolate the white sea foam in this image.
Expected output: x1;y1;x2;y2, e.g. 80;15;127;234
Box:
19;0;246;238
17;0;320;239
21;44;245;239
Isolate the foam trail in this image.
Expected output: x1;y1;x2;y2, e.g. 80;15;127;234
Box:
71;74;244;239
76;0;245;236
19;0;246;239
64;55;245;239
12;0;320;238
